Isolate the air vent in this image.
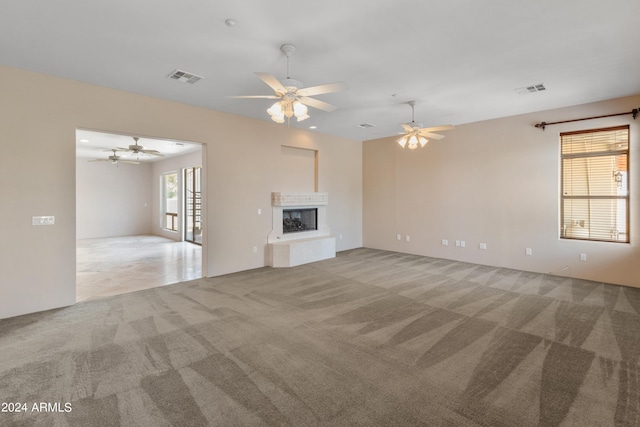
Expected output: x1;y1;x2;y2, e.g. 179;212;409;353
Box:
358;123;376;128
515;83;546;95
167;69;203;84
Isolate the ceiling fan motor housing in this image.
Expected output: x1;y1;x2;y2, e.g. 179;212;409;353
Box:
282;78;303;91
280;44;296;57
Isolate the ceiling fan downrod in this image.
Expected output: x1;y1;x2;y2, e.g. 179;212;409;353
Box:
280;44;296;79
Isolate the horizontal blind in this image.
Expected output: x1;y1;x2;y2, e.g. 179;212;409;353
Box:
560;126;629;242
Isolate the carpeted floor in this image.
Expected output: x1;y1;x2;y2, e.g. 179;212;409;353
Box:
1;248;639;426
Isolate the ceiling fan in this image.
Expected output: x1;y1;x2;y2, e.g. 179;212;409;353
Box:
227;44;347;124
117;137;164;158
89;149;140;166
396;101;454;149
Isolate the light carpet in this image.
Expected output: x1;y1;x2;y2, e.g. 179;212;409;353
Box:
1;248;639;426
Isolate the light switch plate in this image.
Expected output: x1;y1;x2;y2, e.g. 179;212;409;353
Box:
32;216;55;226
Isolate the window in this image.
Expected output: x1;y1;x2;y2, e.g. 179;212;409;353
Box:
162;172;178;231
560;125;629;242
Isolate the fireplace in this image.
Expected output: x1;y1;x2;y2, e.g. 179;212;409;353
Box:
283;208;317;234
267;192;335;267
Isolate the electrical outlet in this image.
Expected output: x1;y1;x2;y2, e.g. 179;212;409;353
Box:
396;234;402;241
442;239;448;246
580;253;587;261
339;234;343;240
479;243;487;250
526;248;532;256
405;235;410;242
461;241;466;248
257;208;262;215
253;246;258;253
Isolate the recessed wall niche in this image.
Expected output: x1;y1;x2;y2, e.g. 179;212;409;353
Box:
280;146;317;192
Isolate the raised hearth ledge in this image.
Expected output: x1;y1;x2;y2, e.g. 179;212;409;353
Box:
268;236;336;268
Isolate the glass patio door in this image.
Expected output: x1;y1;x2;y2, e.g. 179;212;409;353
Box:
184;167;202;245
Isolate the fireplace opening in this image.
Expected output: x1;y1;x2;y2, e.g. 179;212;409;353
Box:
283;208;317;234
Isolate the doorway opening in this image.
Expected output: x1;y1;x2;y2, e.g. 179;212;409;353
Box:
184;167;202;245
75;129;205;302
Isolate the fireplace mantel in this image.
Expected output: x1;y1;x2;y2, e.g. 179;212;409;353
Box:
271;192;328;207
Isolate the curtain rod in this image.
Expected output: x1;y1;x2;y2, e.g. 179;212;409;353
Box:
534;108;639;130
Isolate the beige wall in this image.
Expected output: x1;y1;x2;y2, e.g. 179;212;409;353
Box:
364;94;640;288
0;65;362;319
280;146;317;193
76;160;153;239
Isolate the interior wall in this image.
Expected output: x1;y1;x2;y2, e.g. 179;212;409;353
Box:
151;150;202;241
76;159;152;239
363;94;640;288
280;146;316;192
0;65;362;319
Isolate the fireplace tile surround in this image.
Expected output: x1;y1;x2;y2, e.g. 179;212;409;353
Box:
267;192;336;267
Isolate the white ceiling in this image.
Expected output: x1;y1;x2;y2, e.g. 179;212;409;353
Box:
76;130;201;162
2;0;639;141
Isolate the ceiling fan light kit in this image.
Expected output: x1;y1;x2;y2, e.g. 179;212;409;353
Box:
267;98;309;123
397;134;428;150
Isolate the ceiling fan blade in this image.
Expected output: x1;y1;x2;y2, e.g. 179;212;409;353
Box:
255;72;286;93
401;123;416;133
225;95;280;99
89;159;109;162
421;125;454;132
120;160;140;164
140;149;164;156
297;81;347;97
298;96;338;112
115;147;130;151
418;131;445;140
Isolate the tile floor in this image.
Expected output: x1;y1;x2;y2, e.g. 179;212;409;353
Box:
76;235;202;302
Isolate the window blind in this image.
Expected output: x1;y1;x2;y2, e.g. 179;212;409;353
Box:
560;126;629;242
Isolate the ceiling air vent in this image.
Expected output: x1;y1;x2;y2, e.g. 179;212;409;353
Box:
167;69;203;84
358;123;375;128
515;83;546;95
